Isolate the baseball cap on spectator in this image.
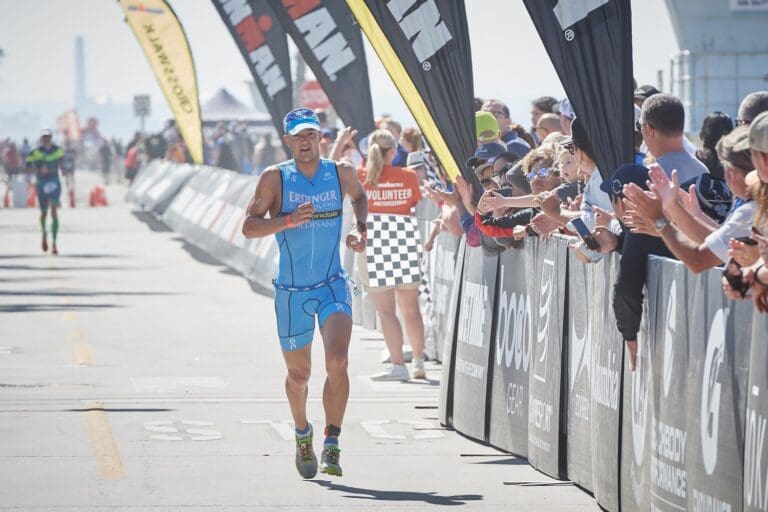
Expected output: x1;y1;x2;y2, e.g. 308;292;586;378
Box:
505;139;531;159
283;108;321;135
406;151;429;169
680;173;733;224
466;142;506;175
600;164;650;199
563;117;597;162
41;128;53;137
634;84;661;101
321;128;337;141
476;111;500;142
505;162;532;194
559;98;576;120
734;110;768;152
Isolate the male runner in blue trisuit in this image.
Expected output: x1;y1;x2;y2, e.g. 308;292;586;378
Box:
242;108;367;478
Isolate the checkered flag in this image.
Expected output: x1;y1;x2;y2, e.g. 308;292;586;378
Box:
365;214;422;288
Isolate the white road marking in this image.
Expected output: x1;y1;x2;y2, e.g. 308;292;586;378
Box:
398;419;445;439
241;419;318;441
360;420;406;440
130;377;226;393
144;420;222;441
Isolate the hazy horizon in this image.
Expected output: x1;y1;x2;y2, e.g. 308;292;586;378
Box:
0;0;679;140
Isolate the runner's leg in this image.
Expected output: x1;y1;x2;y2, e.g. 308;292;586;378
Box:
319;312;352;428
50;204;59;253
38;207;48;252
281;344;312;430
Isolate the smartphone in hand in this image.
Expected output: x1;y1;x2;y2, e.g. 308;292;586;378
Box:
570;217;600;251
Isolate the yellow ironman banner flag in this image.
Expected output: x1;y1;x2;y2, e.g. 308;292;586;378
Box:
119;0;203;164
345;1;470;182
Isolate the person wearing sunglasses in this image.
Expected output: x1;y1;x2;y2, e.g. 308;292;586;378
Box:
533;118;612;232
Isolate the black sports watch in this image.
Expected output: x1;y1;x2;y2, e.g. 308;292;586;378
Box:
356;221;368;234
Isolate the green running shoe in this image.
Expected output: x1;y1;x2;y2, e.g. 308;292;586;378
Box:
294;426;318;479
319;444;342;477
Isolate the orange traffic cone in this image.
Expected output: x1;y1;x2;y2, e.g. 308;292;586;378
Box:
89;185;108;207
69;189;75;208
26;185;37;207
2;188;9;208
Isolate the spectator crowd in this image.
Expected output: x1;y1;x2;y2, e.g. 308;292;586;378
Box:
326;86;768;375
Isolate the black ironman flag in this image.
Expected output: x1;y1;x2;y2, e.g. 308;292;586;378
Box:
211;0;293;144
268;0;375;140
347;0;475;182
524;0;634;180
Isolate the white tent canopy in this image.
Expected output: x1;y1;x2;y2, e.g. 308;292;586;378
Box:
200;88;271;127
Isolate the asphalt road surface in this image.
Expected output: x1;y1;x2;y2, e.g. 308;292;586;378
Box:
0;171;599;511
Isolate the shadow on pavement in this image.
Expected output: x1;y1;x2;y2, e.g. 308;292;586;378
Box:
0;254;124;259
0;303;122;313
0;289;176;297
470;457;530;466
131;210;172;232
311;480;483;506
0;264;132;272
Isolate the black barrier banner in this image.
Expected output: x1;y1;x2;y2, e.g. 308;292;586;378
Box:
686;268;752;512
566;251;594;491
268;0;375;140
429;231;461;362
451;245;498;441
620;276;655;512
589;254;622;512
211;0;292;147
649;260;692;512
439;237;466;427
523;0;634;180
745;312;768;512
527;237;567;478
488;248;531;457
346;0;474;182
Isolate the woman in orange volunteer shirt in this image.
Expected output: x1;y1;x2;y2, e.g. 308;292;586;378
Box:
357;129;426;381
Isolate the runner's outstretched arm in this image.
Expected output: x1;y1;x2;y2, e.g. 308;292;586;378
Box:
242;167;314;238
338;162;367;252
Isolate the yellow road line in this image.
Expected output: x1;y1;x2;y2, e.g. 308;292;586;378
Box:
68;329;85;342
84;402;125;479
73;345;92;366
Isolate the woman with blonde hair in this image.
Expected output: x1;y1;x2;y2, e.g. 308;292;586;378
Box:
357;129;425;381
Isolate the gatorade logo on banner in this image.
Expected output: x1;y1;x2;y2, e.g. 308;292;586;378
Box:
211;0;293;148
387;0;453;66
701;308;727;476
632;331;652;468
569;312;591;392
662;282;677;398
533;259;555;384
269;0;375;141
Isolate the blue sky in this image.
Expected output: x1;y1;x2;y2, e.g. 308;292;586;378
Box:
0;0;678;137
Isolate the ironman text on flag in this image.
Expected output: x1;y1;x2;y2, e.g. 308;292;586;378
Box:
215;0;287;98
346;0;469;182
280;0;354;81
